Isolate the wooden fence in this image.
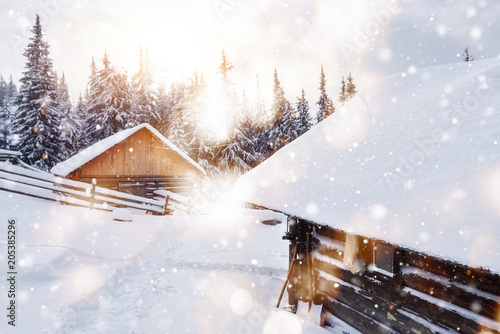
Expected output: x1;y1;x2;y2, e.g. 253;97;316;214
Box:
0;163;167;215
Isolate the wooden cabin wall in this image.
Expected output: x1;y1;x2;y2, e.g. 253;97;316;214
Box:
78;128;201;178
67;128;203;198
287;220;500;334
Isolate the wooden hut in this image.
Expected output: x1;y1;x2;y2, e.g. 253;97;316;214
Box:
52;123;205;197
233;60;500;333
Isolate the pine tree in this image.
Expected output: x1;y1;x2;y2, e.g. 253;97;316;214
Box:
339;75;348;104
7;75;18;102
321;97;335;120
131;47;158;126
92;52;134;140
462;45;474;62
0;75;9;148
218;49;234;88
218;90;256;174
167;72;201;154
82;57;102;146
73;93;86;152
157;81;186;136
2;76;18;149
251;76;271;163
296;89;312;136
216;49;238;137
316;65;331;123
346;72;358;100
268;69;293;152
55;72;78;159
11;15;61;170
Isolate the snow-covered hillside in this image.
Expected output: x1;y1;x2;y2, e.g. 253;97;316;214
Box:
0;191;342;333
233;58;500;274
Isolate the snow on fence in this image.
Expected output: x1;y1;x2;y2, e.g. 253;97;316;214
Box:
153;189;195;215
0;163;167;215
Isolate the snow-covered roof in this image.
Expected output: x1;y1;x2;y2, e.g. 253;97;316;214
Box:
233;58;500;273
51;123;205;176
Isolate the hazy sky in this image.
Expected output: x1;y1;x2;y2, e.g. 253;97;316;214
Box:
1;0;499;105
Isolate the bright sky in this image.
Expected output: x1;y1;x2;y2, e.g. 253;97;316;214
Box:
1;0;500;106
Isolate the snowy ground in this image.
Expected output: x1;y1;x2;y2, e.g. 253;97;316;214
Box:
0;191;342;333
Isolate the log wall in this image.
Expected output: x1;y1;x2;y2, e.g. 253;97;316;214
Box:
287;220;500;334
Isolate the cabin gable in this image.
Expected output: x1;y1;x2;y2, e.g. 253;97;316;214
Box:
72;128;201;178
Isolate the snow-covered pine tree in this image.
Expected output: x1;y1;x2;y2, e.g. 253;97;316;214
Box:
346;72;358;100
1;76;18;149
73;93;86;152
218;89;256;174
268;69;292;152
338;75;348;104
55;72;78;159
7;75;18;101
218;49;234;89
218;124;255;175
0;75;6;105
322;97;335;120
0;75;9;148
316;65;331;123
82;57;102;146
296;89;312;136
251;75;271;163
187;74;217;175
11;15;61;170
157;81;186;136
167;72;201;154
463;45;474;62
156;83;170;134
93;52;134;139
131;47;158;126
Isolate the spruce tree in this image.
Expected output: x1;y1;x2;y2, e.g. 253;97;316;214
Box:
82;57;102;146
0;75;9;148
321;97;335;120
56;72;78;159
463;45;474;62
218;90;256;174
11;15;61;170
1;76;18;149
93;52;134;139
218;49;234;88
346;72;358;100
167;72;201;153
268;69;292;152
73;93;86;152
251;76;271;163
158;81;186;136
131;47;158;126
296;89;312;136
316;65;331;123
339;75;348;104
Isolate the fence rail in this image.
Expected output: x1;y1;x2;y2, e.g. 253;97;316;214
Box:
0;163;166;215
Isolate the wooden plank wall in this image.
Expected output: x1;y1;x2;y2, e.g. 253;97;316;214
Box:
288;221;500;334
78;128;202;178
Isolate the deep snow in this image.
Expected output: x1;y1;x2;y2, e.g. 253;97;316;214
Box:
233;58;500;274
0;191;342;333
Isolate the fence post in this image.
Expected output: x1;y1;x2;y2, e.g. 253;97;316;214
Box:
89;178;97;210
163;195;170;215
